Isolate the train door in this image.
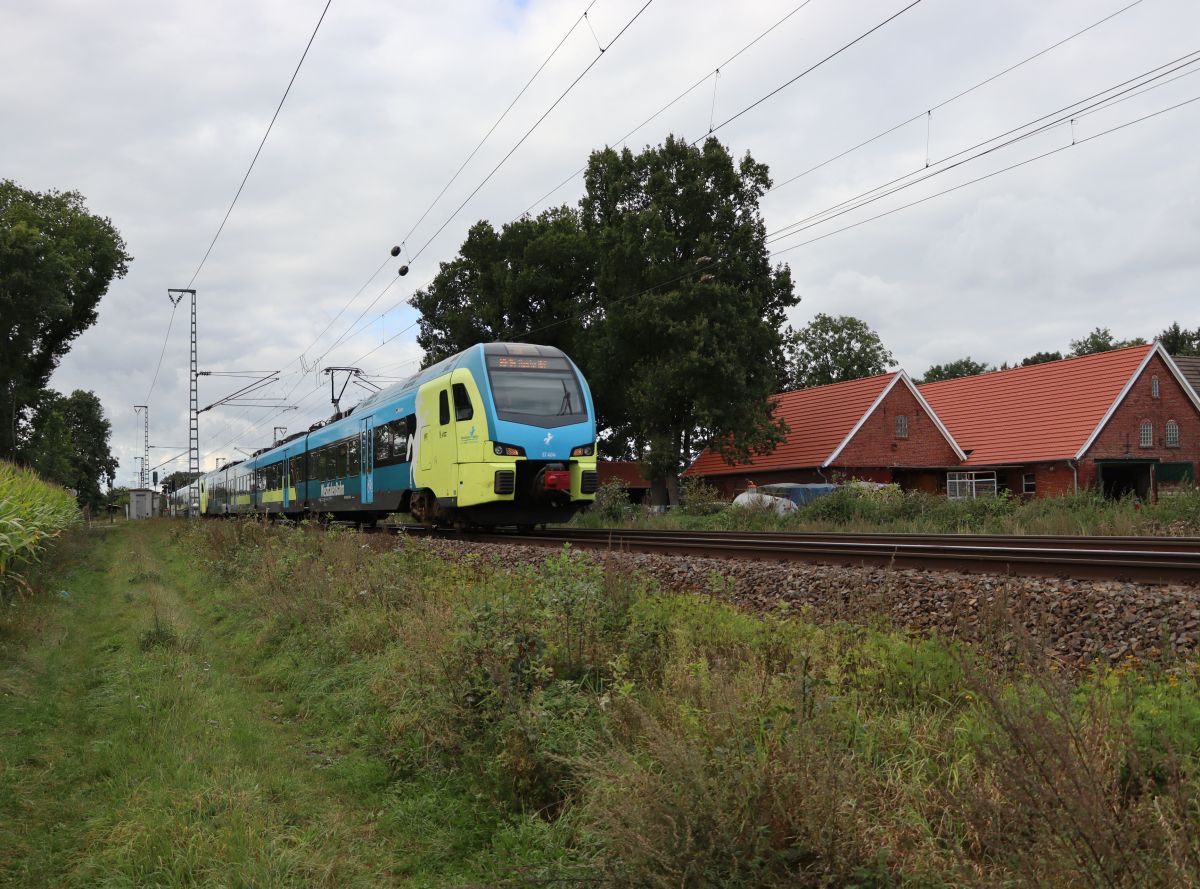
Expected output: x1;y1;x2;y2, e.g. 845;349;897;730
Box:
415;379;457;499
360;416;374;505
282;455;290;509
449;368;484;465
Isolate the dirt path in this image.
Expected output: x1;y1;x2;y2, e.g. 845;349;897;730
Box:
0;524;398;887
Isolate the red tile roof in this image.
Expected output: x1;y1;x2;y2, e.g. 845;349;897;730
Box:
685;373;899;476
918;344;1154;465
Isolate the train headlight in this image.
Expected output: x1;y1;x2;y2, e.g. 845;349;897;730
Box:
492;442;525;457
570;443;595;457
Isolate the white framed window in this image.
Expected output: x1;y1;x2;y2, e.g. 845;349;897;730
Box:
1139;421;1153;448
1166;419;1180;448
1023;472;1036;495
895;414;908;439
947;471;997;500
1151;375;1160;399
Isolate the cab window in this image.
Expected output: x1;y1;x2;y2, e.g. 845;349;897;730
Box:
439;390;450;425
453;383;473;421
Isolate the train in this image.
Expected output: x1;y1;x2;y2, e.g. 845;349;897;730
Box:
186;342;599;529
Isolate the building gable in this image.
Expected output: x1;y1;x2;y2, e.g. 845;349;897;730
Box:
1078;347;1200;465
833;373;964;469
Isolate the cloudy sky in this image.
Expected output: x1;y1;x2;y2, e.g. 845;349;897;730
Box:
3;0;1198;484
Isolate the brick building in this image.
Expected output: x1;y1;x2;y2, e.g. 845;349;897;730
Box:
919;344;1200;499
684;371;964;497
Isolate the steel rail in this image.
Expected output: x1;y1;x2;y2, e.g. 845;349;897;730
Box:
394;526;1200;585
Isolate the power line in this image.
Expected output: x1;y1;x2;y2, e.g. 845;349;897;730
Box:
766;0;1147;197
146;0;333;407
522;0;820;216
698;0;925;144
185;0;333;292
767;92;1200;258
396;0;601;251
766;51;1200;245
507;81;1199;346
143;300;179;402
407;0;657;265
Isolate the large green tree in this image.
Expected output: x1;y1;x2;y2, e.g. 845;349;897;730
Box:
786;314;895;389
0;180;130;458
580;135;797;501
412;207;594;366
921;357;990;383
22;389;117;511
1157;322;1200;357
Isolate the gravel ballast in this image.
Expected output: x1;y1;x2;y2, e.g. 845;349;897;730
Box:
401;536;1200;666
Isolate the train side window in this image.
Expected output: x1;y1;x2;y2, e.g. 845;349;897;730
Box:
374;425;392;463
439;390;450;425
453;383;473;421
337;442;349;478
348;437;360;475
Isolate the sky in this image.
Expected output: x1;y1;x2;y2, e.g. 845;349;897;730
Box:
2;0;1198;486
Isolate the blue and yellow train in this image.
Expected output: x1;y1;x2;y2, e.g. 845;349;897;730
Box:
194;342;599;528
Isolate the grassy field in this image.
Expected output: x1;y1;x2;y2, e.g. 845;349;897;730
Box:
1;520;1198;887
578;480;1200;537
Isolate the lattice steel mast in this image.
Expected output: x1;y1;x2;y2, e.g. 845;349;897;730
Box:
168;289;198;515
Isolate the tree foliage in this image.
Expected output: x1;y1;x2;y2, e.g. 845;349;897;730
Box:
0;180;130;458
1069;327;1146;357
22;389;117;511
1156;322;1200;357
580;136;796;497
921;357;990;383
787;314;895;389
1020;350;1063;367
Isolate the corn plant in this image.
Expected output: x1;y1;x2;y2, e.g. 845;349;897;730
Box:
0;460;79;597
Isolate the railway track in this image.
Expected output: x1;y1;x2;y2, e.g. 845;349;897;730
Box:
394;526;1200;584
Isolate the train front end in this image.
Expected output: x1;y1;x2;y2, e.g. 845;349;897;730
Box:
410;342;598;528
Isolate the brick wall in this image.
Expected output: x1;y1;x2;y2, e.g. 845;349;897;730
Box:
834;382;961;470
1080;353;1200;493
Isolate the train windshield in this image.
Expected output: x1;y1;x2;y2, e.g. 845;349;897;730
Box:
486;355;587;428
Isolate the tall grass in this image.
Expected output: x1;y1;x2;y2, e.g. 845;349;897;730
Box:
0;460;78;598
180;519;1200;887
575;485;1200;536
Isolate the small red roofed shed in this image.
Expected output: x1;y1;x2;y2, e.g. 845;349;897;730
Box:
596;460;651;503
684;371;965;498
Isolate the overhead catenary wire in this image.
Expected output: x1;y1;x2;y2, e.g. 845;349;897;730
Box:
184;0;333;293
523;0;820;216
145;0;333;410
766;0;1148;196
766;51;1200;245
767;91;1200;259
696;0;925;144
407;0;657;266
504;83;1199;347
394;0;601;252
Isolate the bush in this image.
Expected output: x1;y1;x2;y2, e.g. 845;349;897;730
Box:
589;479;633;524
677;477;727;516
